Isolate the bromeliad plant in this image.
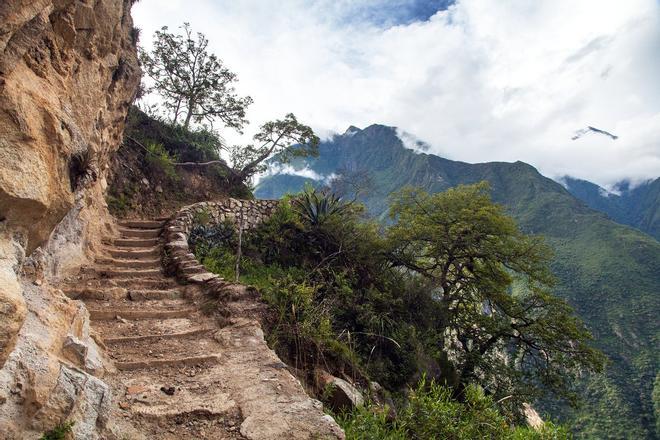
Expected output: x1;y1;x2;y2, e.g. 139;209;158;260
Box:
292;186;350;226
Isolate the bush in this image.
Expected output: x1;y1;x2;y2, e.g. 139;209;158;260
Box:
39;421;74;440
338;378;571;440
145;142;177;180
125;106;224;163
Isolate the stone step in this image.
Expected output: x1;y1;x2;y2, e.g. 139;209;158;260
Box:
90;267;163;279
107;332;220;363
119;228;161;239
89;308;196;321
96;258;161;269
111;238;160;248
106;246;160;260
93;317;201;338
179;266;207;275
84;297;186;309
112;278;181;290
115;355;221;371
127;289;185;301
119;220;166;229
64;286;129;301
104;328;213;345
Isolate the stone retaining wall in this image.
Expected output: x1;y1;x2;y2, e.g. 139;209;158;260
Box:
163;198;279;286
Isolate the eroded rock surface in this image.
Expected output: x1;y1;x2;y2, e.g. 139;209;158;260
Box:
0;0;139;437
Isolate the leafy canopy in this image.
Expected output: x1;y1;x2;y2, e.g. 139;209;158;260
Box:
139;23;253;130
226;113;319;184
139;24;319;185
386;183;605;406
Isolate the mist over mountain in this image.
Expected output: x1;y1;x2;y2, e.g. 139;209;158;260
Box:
256;124;660;439
560;176;660;241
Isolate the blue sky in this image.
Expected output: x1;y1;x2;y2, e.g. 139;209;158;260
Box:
133;0;660;187
334;0;455;26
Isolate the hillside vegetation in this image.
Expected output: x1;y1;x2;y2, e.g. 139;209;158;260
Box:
191;184;603;439
107;107;250;218
256;125;660;439
562;176;660;241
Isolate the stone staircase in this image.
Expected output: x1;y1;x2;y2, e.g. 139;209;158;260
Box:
61;219;344;440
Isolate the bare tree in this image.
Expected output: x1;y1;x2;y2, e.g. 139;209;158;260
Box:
328;166;375;202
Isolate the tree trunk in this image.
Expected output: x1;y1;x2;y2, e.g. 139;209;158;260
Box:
183;98;194;129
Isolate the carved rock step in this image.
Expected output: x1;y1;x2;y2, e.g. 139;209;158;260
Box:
111;278;181;290
65;287;184;301
115;355;221;371
84;298;187;310
87;267;163;278
64;286;129;301
89;307;196;321
127;289;186;301
94;317;202;338
104;327;214;344
119;220;166;229
96;257;161;269
107;333;221;363
119;227;162;239
111;238;160;248
106;246;161;260
67;277;180;291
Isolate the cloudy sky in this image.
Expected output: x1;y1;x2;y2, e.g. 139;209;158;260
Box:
133;0;660;188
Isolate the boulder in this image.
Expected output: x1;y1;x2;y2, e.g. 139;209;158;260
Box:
317;370;364;411
32;365;111;438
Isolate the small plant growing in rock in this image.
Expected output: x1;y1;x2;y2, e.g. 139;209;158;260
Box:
39;421;74;440
144;142;178;180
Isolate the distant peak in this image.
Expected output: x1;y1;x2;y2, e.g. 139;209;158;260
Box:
343;126;361;137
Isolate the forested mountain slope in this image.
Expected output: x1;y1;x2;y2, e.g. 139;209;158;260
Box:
561;176;660;241
256;124;660;439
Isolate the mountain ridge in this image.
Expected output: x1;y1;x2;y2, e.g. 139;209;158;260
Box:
256;123;660;439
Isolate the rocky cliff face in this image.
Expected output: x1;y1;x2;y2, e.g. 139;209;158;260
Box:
0;0;139;437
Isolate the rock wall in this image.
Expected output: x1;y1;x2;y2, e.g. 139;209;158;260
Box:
164;198;279;284
0;0;139;437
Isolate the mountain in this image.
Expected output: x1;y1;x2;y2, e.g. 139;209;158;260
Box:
256;124;660;439
561;176;660;241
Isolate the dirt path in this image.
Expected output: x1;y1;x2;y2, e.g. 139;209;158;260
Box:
62;219;343;439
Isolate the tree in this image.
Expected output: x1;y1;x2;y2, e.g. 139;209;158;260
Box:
140;23;253;130
386;182;605;407
225;113;319;184
328;166;374;202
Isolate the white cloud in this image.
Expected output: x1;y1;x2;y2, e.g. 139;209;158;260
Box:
132;0;660;187
259;163;335;184
397;128;431;154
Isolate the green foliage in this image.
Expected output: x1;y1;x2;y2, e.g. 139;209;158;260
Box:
139;23;252;130
386;183;605;407
227;113;320;184
339;378;571;440
653;373;660;438
191;185;601;435
106;193;131;217
39;421;75;440
293;186;349;226
145;142;178;180
125;106;225;164
255;126;658;438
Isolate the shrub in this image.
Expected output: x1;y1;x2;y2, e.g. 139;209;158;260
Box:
338;378;571;440
39;421;75;440
144;142;177;180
